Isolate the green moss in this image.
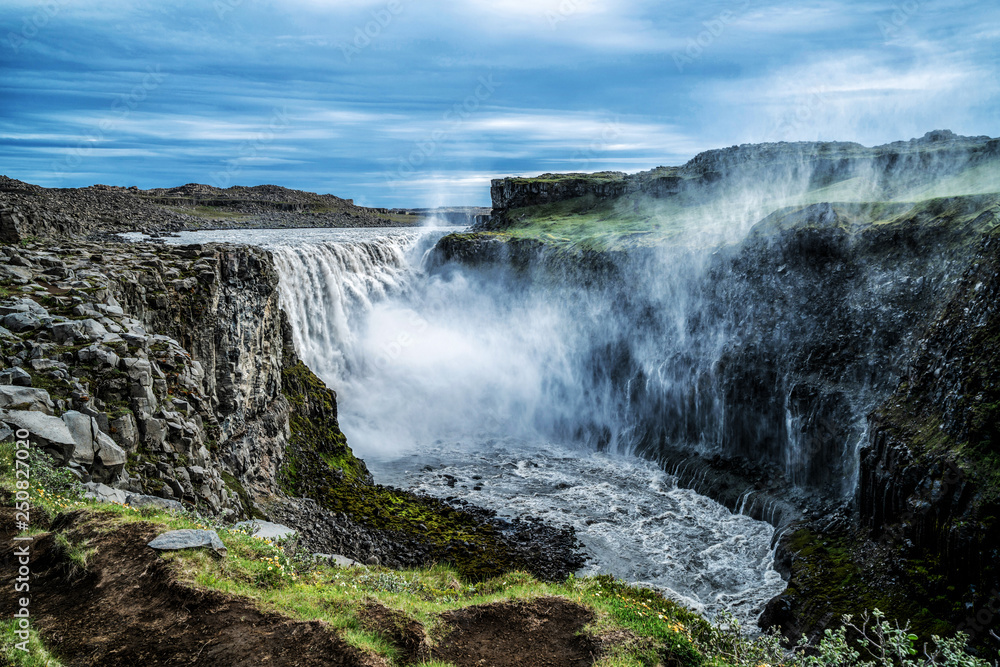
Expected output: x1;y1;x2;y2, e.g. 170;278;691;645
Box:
780;528;956;646
25;371;73;403
504;171;629;186
280;361;366;485
278;362;570;580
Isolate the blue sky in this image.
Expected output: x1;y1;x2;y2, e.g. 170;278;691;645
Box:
2;0;998;207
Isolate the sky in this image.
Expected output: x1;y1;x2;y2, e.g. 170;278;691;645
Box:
1;0;998;207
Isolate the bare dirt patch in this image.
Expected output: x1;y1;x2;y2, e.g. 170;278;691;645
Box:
431;597;597;667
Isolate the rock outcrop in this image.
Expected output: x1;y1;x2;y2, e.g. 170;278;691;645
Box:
0;241;243;515
436;163;1000;647
0;175;416;242
481;131;1000;230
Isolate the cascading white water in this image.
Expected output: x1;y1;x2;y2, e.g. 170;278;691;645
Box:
144;223;904;624
198;226;787;626
271;234;419;382
273;237;583;454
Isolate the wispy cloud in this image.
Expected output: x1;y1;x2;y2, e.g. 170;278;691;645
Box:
1;0;996;205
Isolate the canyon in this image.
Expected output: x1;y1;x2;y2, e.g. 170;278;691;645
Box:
1;129;999;663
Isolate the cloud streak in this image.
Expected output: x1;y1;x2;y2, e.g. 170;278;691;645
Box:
1;0;996;206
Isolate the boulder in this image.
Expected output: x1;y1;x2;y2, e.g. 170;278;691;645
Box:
0;409;76;460
314;553;362;568
29;358;66;372
122;357;153;384
2;312;40;332
61;410;100;465
234;520;297;541
137;415;166;450
97;303;125;316
61;410;127;471
50;320;84;344
124;493;183;513
0;265;32;283
81;481;128;504
110;412;139;451
78;344;119;369
0;386;54;414
0;303;29;316
0;367;33;388
78;318;108;339
148;529;226;556
94;430;127;468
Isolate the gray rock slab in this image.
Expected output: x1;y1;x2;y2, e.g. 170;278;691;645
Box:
0;386;54;413
0;367;33;388
314;553;362;568
0;410;74;461
95;429;127;467
3;312;40;332
233;519;297;541
50;320;83;343
148;529;226;556
81;481;128;504
79;318;108;339
124;493;183;513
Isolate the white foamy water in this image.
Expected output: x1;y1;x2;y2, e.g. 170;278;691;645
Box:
138;226;787;626
370;438;785;624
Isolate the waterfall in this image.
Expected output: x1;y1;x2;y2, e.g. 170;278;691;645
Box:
271;234;421;382
263;219;944;503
